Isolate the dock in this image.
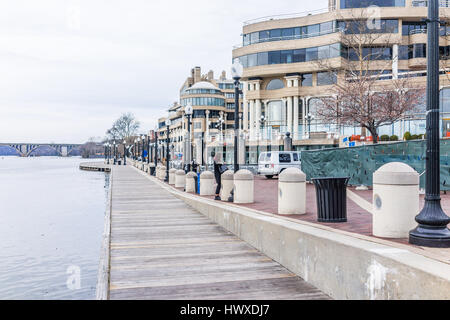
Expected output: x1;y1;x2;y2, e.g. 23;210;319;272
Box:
103;165;329;300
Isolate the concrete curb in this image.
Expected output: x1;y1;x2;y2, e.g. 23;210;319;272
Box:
134;166;450;300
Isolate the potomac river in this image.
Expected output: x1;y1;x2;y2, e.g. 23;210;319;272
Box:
0;157;109;299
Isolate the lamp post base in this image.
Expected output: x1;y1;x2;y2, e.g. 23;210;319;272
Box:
409;200;450;248
410;225;450;248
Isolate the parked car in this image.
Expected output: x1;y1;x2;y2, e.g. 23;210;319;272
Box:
257;151;302;179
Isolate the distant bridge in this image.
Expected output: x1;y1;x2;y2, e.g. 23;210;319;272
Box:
0;143;82;157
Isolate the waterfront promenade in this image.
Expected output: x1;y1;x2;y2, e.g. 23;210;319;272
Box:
105;165;329;300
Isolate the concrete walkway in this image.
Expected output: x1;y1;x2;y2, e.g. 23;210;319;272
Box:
108;165;329;300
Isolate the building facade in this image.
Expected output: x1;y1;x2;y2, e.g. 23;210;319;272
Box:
231;0;450;163
157;67;243;166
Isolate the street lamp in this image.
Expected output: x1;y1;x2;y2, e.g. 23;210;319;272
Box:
305;113;315;138
113;141;117;165
231;59;243;173
123;140;127;165
141;134;146;162
259;115;266;140
165;118;171;182
185;103;193;172
154;127;159;171
410;0;450;247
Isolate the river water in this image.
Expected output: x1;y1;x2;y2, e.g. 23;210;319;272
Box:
0;157;108;300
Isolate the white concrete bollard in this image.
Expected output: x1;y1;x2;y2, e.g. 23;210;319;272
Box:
160;166;166;180
200;171;215;196
169;168;177;185
175;170;186;188
373;162;420;238
185;172;197;193
278;168;306;215
220;171;234;201
234;169;254;204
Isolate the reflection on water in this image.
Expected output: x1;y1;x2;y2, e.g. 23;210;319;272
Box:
0;157;108;300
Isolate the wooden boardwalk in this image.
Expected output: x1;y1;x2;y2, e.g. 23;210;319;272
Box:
108;165;329;300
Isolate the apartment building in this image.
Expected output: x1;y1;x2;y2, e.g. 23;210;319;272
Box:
231;0;450;163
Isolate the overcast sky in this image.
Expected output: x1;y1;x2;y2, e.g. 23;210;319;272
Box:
0;0;327;143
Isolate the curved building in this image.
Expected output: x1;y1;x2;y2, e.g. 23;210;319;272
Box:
232;0;450;162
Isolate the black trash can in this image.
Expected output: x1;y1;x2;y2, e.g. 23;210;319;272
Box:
312;177;350;223
150;166;156;176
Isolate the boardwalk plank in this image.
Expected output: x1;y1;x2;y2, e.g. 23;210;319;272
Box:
108;166;330;300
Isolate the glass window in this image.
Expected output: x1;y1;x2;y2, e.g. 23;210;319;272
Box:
281;28;294;40
259;30;270;42
293;49;306;62
279;153;291;163
320;21;333;34
293;153;299;161
294;27;301;39
266;79;285;90
248;53;258;67
329;43;341;58
307;24;320;36
281;50;293;63
301;74;313;86
317;72;337;86
258;52;268;65
250;32;259;44
340;0;405;9
270;29;281;40
414;44;426;58
306;47;318;61
243;34;250;46
318;45;330;59
268;51;281;64
385;19;398;33
440;88;450;113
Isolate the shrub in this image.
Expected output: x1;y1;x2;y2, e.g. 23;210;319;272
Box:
411;134;420;140
380;135;390;141
390;135;399;141
404;131;412;141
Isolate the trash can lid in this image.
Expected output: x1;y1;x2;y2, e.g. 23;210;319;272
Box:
373;162;419;185
221;170;234;180
200;171;214;179
176;169;185;175
169;168;177;173
161;166;166;170
234;169;254;181
279;167;306;183
186;172;197;178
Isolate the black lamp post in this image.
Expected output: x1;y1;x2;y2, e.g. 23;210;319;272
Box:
165;118;171;182
141;134;146;163
410;0;450;247
104;143;108;164
113;141;117;165
154;130;159;169
123;140;127;166
231;60;243;173
147;135;150;165
185;103;193;172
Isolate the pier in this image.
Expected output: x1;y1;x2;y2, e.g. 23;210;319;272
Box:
100;165;329;300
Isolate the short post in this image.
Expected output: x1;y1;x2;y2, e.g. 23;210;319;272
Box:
185;172;197;193
278;168;306;215
200;171;215;196
175;170;186;188
169;168;177;185
220;171;234;201
233;169;254;204
160;166;166;180
373;162;420;238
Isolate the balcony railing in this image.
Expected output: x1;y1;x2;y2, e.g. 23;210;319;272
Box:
412;0;450;7
242;7;333;26
233;28;343;50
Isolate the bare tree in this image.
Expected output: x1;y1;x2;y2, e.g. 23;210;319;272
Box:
313;11;425;142
112;113;140;140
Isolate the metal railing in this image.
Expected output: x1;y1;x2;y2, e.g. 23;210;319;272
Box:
412;0;450;7
243;7;333;26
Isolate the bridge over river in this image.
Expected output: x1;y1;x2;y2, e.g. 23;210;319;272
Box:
0;143;82;157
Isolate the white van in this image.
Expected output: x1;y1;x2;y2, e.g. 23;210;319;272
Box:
257;151;302;179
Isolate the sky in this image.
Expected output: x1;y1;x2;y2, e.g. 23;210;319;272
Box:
0;0;328;144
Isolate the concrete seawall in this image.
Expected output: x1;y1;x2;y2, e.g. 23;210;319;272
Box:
136;167;450;300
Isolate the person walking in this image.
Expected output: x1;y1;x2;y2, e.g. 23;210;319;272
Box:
212;151;225;200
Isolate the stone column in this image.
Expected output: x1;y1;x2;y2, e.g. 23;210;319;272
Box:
243;101;248;132
293;96;299;140
392;44;399;80
255;99;262;140
287;96;293;135
249;99;255;140
205;110;210;138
